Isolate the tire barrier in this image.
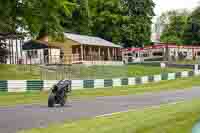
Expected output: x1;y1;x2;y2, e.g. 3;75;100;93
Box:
0;70;199;92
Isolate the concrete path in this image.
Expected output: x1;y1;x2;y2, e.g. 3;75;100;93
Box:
1;87;200;133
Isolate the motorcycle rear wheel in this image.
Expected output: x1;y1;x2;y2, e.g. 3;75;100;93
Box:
48;94;55;107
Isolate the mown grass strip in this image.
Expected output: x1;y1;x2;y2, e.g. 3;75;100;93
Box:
19;99;200;133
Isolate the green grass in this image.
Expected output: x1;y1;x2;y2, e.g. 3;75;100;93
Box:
0;64;40;80
19;99;200;133
176;60;199;65
126;65;189;77
0;64;190;80
71;64;190;79
79;65;190;79
1;76;200;106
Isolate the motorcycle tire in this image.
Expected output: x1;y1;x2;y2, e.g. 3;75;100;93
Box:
48;94;55;107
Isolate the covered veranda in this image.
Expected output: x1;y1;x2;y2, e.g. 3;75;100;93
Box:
72;44;122;63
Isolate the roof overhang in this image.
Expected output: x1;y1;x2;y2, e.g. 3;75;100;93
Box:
23;40;59;50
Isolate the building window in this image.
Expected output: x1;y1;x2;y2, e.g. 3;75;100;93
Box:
34;51;38;58
153;52;163;57
136;53;139;58
197;52;200;56
60;50;64;59
142;53;149;57
27;50;38;58
27;51;31;58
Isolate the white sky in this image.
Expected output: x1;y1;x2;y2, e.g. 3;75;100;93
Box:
154;0;199;16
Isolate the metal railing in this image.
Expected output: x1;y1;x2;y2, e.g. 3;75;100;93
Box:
2;54;123;65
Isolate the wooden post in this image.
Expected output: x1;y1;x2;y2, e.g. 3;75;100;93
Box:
49;48;52;64
98;47;101;60
84;46;86;61
11;39;14;64
81;45;84;62
114;48;116;60
107;48;110;60
102;49;104;61
20;39;23;58
8;40;11;64
115;48;118;60
89;47;92;61
30;50;32;65
16;39;18;64
39;50;41;64
83;45;85;60
112;48;115;60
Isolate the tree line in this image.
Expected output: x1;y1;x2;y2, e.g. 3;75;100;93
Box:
0;0;155;47
159;5;200;45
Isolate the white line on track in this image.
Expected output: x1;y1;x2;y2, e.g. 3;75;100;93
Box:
95;101;184;118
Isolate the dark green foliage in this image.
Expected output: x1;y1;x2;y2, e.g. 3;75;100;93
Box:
0;0;19;33
0;0;154;47
160;6;200;45
64;0;91;35
64;0;155;47
0;0;75;38
22;0;75;38
90;0;126;44
183;6;200;45
160;10;189;45
122;0;155;47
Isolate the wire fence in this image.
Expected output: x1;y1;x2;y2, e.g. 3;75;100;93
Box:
0;54;125;80
0;54;123;65
0;54;196;80
39;64;128;80
8;62;194;81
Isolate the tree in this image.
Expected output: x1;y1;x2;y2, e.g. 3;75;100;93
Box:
21;0;75;39
90;0;126;44
161;35;183;45
64;0;91;35
122;0;155;47
0;0;75;39
160;10;189;45
64;0;155;47
65;0;125;42
78;0;91;34
0;0;20;33
183;6;200;45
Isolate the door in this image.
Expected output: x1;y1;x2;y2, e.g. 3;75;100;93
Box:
44;49;49;64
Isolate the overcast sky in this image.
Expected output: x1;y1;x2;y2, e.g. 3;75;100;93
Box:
154;0;199;16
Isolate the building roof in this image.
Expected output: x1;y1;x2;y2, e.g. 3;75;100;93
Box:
124;44;200;52
64;33;121;48
23;40;59;50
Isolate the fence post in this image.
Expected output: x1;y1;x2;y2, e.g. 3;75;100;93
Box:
194;64;199;71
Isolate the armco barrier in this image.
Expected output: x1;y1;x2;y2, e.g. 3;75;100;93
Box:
0;70;200;93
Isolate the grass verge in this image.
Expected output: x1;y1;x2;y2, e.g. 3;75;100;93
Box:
19;99;200;133
0;64;40;80
0;64;190;80
1;76;200;106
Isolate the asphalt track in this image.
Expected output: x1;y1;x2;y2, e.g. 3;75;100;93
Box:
1;87;200;133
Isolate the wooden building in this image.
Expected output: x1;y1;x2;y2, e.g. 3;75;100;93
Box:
22;33;122;65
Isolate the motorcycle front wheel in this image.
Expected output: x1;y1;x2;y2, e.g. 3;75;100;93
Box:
60;95;67;107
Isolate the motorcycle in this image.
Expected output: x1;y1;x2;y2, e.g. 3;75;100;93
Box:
48;80;71;107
